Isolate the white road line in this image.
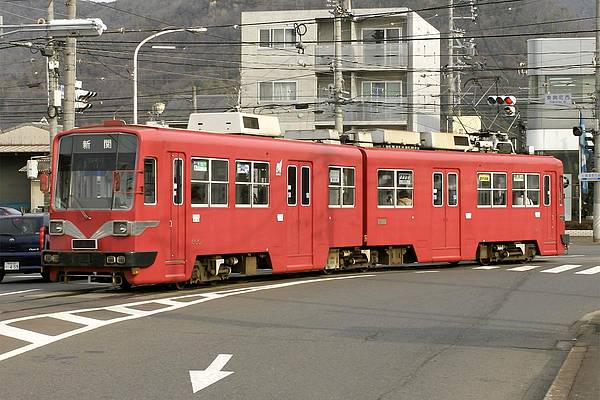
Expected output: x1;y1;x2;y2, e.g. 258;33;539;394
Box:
414;271;440;274
473;266;500;270
0;289;41;297
575;266;600;275
0;325;53;344
541;264;583;274
507;265;543;272
0;274;374;363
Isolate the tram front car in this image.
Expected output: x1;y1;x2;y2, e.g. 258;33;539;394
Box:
43;128;163;286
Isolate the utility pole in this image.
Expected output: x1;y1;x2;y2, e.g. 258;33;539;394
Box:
192;85;198;113
445;0;454;133
47;0;59;145
63;0;76;131
333;0;344;134
594;0;600;241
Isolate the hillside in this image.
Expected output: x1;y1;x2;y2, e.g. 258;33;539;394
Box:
0;0;590;129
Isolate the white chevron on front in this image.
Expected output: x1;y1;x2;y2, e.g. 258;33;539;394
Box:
541;264;582;274
575;266;600;275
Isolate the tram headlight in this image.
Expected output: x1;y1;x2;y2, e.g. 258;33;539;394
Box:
112;221;130;236
106;255;116;264
49;220;64;235
116;255;126;264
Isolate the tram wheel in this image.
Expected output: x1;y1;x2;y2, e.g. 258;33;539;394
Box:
478;257;491;266
40;270;50;282
119;277;132;290
173;281;187;290
0;271;4;283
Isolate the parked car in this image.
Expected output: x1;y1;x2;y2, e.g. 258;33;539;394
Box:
0;213;49;282
0;206;21;216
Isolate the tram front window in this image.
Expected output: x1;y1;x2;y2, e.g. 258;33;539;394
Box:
54;133;138;210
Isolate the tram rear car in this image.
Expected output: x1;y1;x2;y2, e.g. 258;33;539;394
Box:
42;120;567;286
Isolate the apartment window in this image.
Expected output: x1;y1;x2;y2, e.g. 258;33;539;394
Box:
363;28;401;44
329;166;355;207
478;172;507;207
236;161;269;207
191;158;228;207
143;158;156;205
362;81;402;98
377;170;413;207
259;28;297;48
512;173;540;207
259;81;297;102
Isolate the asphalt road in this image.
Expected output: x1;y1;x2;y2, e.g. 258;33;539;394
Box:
0;239;598;400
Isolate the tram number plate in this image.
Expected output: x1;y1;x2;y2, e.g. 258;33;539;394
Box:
4;261;19;271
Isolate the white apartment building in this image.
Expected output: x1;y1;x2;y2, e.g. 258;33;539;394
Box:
526;37;595;221
240;7;440;133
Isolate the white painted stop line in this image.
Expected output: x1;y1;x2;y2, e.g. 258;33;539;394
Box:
541;265;582;274
575;266;600;275
472;266;500;270
0;289;40;297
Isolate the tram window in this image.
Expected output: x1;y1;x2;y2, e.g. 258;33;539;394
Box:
191;158;228;207
396;171;413;207
544;175;551;206
342;168;355;206
287;166;297;205
492;173;507;206
433;173;443;206
143;158;156;205
477;172;506;207
329;167;341;206
448;173;458;206
377;170;394;207
236;161;269;207
301;166;311;206
329;166;355;207
512;173;539;207
173;158;183;205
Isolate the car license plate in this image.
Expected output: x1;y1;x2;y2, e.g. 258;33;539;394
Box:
4;261;19;271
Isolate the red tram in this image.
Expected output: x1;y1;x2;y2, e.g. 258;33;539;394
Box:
42;118;568;286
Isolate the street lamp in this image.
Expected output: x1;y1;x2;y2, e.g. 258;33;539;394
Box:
0;18;106;38
133;27;207;124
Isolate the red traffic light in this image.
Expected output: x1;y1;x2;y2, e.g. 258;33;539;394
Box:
487;95;516;106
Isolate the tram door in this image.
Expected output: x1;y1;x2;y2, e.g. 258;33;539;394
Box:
431;170;461;259
169;153;186;267
543;172;557;248
286;163;313;268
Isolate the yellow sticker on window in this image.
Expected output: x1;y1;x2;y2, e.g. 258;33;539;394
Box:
478;174;490;182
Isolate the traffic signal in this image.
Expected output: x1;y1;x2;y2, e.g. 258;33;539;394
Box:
583;130;595;152
75;89;97;113
486;95;516;117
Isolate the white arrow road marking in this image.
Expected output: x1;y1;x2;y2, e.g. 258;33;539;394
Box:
541;264;582;274
0;289;40;297
189;354;234;394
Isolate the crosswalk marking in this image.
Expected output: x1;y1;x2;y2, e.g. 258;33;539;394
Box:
575;266;600;275
473;266;500;270
541;264;582;274
507;265;543;272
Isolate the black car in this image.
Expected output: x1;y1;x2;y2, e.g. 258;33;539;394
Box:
0;213;49;282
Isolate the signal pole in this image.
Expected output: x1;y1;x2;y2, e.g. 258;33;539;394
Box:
63;0;76;131
594;0;600;241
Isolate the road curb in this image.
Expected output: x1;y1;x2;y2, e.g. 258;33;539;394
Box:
543;310;600;400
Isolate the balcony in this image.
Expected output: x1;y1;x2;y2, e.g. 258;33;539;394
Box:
315;43;409;70
314;97;408;125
